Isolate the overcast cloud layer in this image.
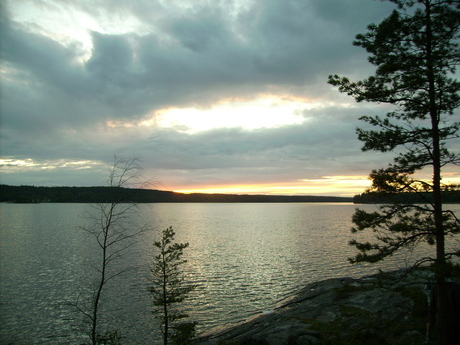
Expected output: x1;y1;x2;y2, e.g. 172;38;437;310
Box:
1;0;458;196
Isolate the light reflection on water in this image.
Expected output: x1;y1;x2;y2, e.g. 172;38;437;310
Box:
1;203;459;344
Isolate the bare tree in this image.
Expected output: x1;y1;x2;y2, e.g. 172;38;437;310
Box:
75;156;149;345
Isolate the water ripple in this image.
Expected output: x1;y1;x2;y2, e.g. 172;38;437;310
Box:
1;203;459;344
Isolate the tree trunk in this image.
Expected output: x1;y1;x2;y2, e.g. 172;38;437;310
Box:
163;252;168;345
425;2;449;344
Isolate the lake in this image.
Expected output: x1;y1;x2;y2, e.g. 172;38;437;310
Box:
1;203;458;344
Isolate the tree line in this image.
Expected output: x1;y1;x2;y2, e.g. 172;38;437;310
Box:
0;184;353;203
4;184;459;205
353;190;460;204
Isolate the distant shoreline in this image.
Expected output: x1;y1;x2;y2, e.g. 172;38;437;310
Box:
0;184;353;204
3;184;457;204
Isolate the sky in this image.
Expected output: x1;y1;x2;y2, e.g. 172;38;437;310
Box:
1;0;459;197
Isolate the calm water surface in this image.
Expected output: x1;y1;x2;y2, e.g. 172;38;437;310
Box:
1;203;459;344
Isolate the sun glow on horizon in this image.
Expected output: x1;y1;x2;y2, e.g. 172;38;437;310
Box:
169;172;460;198
171;175;372;197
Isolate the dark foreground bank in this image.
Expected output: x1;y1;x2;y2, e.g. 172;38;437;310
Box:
193;269;441;345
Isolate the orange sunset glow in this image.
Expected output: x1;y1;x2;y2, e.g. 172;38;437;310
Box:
170;176;372;197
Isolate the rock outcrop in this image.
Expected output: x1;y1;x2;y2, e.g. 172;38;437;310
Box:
194;270;432;345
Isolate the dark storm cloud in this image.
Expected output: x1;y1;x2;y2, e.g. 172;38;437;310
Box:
0;0;399;189
2;0;395;124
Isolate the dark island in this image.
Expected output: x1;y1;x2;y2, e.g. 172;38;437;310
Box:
0;184;353;204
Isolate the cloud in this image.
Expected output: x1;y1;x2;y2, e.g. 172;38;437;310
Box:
2;0;395;120
1;0;438;195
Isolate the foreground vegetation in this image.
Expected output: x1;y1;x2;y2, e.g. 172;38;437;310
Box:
329;1;460;344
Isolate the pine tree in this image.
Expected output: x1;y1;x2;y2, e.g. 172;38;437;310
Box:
150;226;196;345
328;1;460;344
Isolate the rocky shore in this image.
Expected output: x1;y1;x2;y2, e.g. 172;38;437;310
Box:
193;270;433;345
